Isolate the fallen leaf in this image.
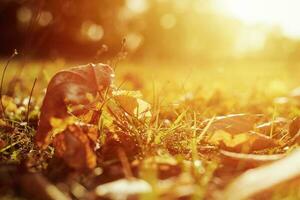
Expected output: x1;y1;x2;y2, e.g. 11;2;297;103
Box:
203;114;263;135
222;149;300;200
53;125;97;170
36;63;114;148
99;131;140;161
209;130;249;148
50;117;76;137
208;130;278;152
113;90;151;119
1;95;18;113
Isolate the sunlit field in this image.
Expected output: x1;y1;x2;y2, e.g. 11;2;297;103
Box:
2;0;300;200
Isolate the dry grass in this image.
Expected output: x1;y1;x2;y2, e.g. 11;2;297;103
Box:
1;59;300;199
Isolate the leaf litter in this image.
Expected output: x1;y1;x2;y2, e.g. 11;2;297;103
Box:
1;62;300;200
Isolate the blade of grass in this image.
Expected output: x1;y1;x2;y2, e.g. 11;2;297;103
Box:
0;49;18;119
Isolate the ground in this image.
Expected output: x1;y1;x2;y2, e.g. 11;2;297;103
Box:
1;59;300;200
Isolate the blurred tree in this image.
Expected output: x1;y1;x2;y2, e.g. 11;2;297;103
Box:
1;0;299;63
0;0;125;59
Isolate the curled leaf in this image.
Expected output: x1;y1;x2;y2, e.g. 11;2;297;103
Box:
203;114;263;135
220;149;285;168
222;149;300;200
36;63;114;148
208;130;278;152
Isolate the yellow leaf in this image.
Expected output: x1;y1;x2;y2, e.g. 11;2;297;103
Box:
208;130;249;148
100;108;114;129
229;133;249;147
86;92;95;103
134;99;151;118
50;116;75;136
114;90;151;119
78;110;94;123
0;119;6;126
112;90;142;98
1;95;17;112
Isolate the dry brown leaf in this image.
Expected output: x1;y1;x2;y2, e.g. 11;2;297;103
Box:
36;63;114;148
208;130;278;153
222;149;300;200
99;131;140;161
204;114;263;135
53;125;97;170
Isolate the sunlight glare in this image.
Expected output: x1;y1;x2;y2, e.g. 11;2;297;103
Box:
126;0;149;14
234;28;267;54
218;0;300;38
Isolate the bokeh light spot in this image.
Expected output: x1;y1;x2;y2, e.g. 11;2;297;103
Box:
81;21;104;42
160;14;176;29
38;11;53;27
126;0;149;14
17;7;32;24
125;33;143;51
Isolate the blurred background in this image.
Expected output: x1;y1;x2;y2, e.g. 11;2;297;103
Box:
1;0;300;66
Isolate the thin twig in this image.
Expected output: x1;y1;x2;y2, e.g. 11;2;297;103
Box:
113;38;127;71
26;78;37;123
0;49;18;119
